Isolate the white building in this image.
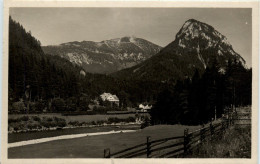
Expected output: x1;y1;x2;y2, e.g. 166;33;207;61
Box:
139;104;152;112
100;93;119;106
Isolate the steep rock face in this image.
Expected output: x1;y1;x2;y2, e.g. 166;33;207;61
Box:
113;19;246;82
42;36;161;74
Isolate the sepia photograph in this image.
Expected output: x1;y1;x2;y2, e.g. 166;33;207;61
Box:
1;1;259;164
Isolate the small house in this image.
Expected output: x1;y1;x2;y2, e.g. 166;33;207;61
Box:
100;92;120;106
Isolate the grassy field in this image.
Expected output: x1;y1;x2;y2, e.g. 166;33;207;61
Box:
8;124;202;158
9;113;149;123
8;113;149;132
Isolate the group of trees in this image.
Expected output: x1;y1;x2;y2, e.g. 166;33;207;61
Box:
150;59;252;125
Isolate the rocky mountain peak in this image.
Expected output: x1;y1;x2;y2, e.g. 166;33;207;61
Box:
176;19;225;41
171;19;245;65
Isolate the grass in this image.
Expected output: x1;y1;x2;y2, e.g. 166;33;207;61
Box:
8;124;202;158
185;125;251;158
9;113;148;123
8;114;141;133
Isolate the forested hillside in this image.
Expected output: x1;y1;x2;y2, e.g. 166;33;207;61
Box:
8;17;165;113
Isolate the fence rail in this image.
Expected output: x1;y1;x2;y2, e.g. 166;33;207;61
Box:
104;110;251;158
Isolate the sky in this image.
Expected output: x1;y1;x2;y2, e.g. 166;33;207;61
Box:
10;8;252;67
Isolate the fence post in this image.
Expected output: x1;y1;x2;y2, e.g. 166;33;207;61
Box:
104;148;110;158
146;136;151;158
184;128;189;154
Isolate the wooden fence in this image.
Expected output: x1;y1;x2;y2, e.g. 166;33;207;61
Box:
104;109;251;158
104;120;229;158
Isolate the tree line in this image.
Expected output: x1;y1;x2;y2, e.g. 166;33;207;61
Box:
150;59;251;125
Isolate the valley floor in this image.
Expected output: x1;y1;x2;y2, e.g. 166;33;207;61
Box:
8;124;201;158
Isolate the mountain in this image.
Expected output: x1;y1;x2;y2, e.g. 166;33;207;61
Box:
42;36;161;74
113;19;246;82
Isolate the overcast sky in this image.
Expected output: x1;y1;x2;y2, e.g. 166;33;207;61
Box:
10;8;252;67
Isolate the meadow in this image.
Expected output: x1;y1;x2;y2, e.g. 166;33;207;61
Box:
9;113;148;123
8;124;201;158
8;113;149;133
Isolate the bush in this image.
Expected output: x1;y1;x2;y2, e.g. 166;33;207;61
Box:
53;117;65;122
12;124;25;131
97;120;106;125
41;120;56;128
91;121;96;125
20;116;29;121
56;120;66;127
12;101;25;112
93;106;107;114
141;117;150;129
53;117;67;127
32;116;41;122
68;121;80;126
46;117;53;122
8;118;20;124
34;100;46;112
108;117;120;123
27;123;39;130
52;98;66;112
125;117;135;123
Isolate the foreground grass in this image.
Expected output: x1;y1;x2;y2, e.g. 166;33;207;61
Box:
186;125;251;158
8;124;201;158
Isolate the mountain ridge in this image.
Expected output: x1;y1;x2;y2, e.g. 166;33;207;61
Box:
42;36;162;74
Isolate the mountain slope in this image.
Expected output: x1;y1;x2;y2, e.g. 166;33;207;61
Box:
113;19;246;82
42;36;161;74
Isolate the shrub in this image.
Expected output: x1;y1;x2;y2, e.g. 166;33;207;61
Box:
12;124;25;131
41;120;56;128
20;116;29;121
97;120;106;125
27;123;39;130
13;126;19;131
8;118;20;124
108;117;121;123
32;116;41;122
56;120;66;127
12;101;25;112
34;100;46;112
141;117;150;129
93;106;107;114
53;117;67;127
52;98;66;112
125;117;135;123
68;121;80;126
46;117;53;122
